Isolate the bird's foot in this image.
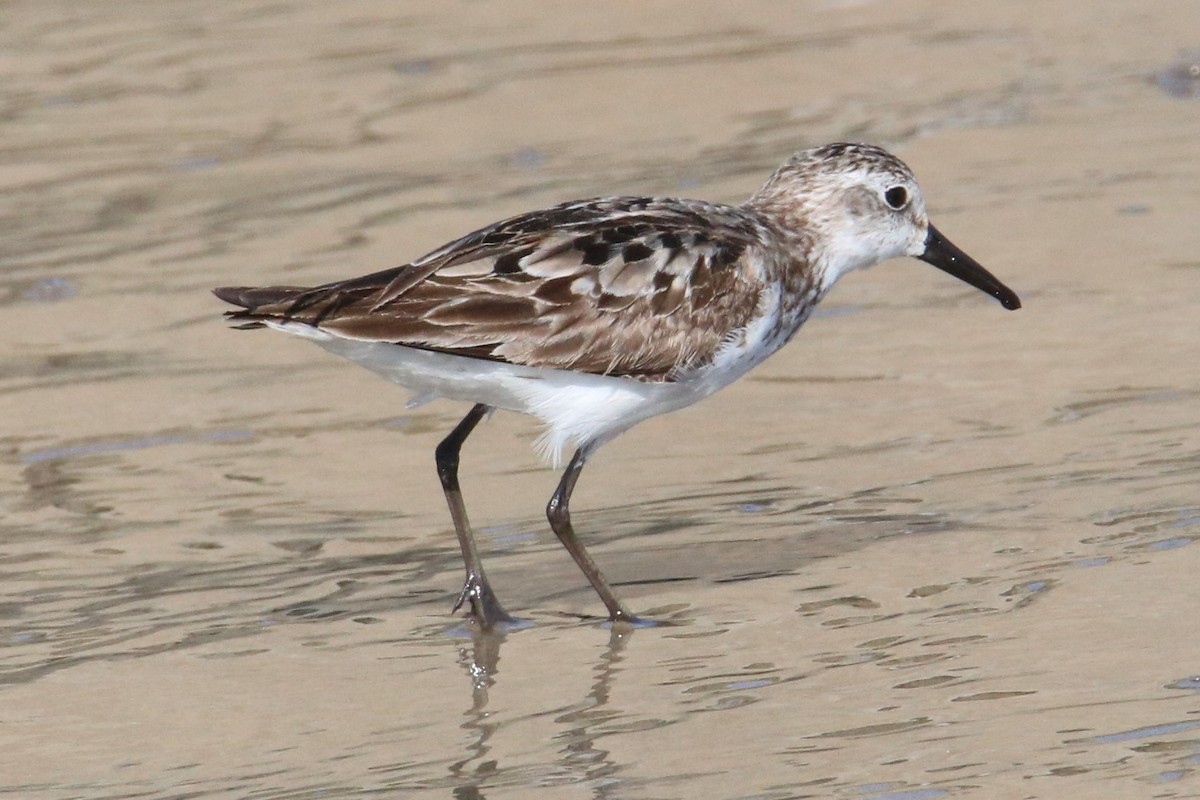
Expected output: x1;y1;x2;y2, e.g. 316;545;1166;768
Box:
453;572;517;629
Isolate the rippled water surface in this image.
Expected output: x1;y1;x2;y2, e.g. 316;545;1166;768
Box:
4;2;1200;798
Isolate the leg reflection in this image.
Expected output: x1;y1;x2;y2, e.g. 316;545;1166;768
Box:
447;626;506;794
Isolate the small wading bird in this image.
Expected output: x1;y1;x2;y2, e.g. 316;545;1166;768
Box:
215;142;1020;628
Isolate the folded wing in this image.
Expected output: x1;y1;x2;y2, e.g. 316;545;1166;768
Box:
216;197;769;380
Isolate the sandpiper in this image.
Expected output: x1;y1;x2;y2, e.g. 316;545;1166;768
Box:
215;142;1020;628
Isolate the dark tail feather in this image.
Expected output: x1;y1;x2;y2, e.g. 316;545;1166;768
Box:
214;285;313;328
213;285;307;310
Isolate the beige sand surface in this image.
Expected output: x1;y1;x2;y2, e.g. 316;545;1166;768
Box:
3;1;1199;797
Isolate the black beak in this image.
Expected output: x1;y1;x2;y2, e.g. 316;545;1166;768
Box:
918;224;1021;310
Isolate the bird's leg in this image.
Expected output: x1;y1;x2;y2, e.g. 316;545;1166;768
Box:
435;404;515;627
547;446;640;624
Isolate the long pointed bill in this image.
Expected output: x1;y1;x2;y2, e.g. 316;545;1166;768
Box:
919;224;1021;310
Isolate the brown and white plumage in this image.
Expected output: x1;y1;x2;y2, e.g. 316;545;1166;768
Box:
215;143;1021;627
220;198;780;380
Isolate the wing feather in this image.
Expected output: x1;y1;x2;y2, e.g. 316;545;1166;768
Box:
218;197;773;380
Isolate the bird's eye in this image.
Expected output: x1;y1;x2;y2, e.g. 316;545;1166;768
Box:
884;186;908;210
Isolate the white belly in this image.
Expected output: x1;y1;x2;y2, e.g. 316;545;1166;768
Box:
265;284;798;466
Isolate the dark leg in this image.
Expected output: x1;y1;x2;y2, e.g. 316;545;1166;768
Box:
547;446;640;624
435;404;515;627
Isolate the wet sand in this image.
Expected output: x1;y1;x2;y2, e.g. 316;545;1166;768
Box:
4;1;1200;797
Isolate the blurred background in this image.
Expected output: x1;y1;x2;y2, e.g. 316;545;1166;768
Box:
3;2;1199;798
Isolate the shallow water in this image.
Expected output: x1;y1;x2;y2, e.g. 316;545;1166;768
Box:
4;1;1200;798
